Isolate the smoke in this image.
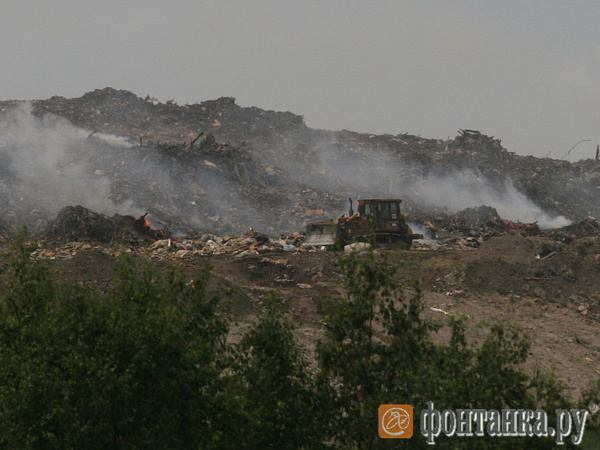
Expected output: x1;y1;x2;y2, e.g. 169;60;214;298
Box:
413;168;571;229
277;134;571;229
408;222;437;244
0;102;572;238
0;103;141;229
92;132;135;148
0;103;310;237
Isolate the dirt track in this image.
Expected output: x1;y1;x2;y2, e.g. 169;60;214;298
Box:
3;231;597;401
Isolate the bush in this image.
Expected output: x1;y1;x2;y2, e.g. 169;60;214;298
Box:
317;251;571;448
0;241;228;448
222;293;329;449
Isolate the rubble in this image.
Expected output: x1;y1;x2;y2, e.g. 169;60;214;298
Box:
409;205;504;249
2;88;600;247
30;204;319;259
32;224;322;263
33;202;547;257
544;217;600;243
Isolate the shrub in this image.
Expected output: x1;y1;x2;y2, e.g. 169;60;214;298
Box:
0;241;228;448
222;293;329;449
317;251;571;448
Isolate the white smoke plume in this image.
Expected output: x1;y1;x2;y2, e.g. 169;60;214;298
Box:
280;134;571;229
0;103;141;228
0;104;296;236
0;102;572;236
412;168;571;229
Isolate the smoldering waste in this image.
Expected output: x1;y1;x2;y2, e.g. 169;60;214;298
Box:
2;88;600;250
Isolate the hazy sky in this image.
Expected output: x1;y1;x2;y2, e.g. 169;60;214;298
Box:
2;1;599;161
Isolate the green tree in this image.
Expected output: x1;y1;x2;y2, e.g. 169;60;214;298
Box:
0;242;228;448
223;293;330;449
317;250;571;449
317;251;438;448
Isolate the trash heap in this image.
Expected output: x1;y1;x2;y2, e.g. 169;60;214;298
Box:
0;96;343;237
407;205;513;249
544;217;600;243
33;211;309;261
47;206;168;244
2;88;600;242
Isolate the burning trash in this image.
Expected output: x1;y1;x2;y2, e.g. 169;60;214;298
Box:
3;88;600;250
47;205;170;243
133;213;169;242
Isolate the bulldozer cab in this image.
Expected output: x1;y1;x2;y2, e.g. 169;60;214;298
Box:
357;199;403;229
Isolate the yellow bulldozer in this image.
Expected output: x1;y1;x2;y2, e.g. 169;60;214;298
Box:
304;198;423;249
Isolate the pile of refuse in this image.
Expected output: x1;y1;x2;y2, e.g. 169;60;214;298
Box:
0;93;343;237
46;206;168;244
544;217;600;243
33;221;309;262
2;88;600;243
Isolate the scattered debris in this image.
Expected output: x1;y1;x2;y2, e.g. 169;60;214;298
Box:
430;307;450;315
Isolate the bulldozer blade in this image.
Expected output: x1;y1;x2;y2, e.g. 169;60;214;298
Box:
304;231;336;246
304;222;337;246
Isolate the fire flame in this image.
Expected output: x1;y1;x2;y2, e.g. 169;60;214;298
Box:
135;214;168;242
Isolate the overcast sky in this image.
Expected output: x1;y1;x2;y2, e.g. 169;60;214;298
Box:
1;1;599;161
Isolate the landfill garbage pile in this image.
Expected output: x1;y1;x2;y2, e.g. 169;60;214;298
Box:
47;205;168;244
543;217;600;244
30;202;307;261
0;94;342;237
2;88;600;245
413;205;505;247
32;216;299;262
29;202;589;259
